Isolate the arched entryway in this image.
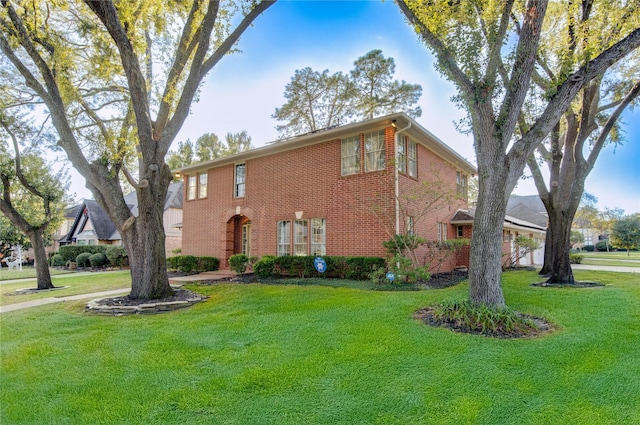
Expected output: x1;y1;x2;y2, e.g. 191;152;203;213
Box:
225;215;251;266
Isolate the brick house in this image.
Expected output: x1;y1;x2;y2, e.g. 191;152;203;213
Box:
177;113;477;271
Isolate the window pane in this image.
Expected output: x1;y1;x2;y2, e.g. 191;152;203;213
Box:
293;219;308;256
198;173;208;198
341;137;360;175
365;130;385;172
235;164;245;198
277;221;290;256
397;137;407;174
187;175;196;200
408;141;417;177
311;218;326;256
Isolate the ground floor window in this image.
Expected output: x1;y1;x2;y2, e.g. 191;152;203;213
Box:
293;219;308;256
311;218;326;256
277;221;291;256
242;223;251;256
277;218;326;256
438;222;448;242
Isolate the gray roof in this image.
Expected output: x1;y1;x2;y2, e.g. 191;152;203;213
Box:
451;207;546;231
506;203;548;228
507;195;546;214
61;182;183;243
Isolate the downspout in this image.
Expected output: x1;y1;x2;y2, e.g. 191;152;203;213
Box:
394;120;411;235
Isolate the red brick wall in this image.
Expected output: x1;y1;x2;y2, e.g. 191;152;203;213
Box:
182;125;470;270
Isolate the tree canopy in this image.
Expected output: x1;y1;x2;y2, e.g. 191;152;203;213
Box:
0;0;275;298
398;0;640;308
167;130;253;170
273;49;422;138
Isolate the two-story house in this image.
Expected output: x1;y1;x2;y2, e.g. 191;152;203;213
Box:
177;113;477;271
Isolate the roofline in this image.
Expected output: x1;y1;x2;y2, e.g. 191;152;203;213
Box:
174;112;477;176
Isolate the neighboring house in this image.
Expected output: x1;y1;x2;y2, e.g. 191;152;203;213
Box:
51;204;82;252
59;182;183;256
451;202;547;267
177;112;477;271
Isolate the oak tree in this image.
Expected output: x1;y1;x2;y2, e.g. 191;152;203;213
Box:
398;0;640;307
0;0;276;299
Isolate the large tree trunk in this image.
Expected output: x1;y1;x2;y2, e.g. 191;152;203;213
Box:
114;170;173;300
468;166;508;308
544;207;575;284
28;229;55;290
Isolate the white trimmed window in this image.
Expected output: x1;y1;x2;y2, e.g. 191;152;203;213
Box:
293;219;308;256
235;164;246;198
341;136;360;176
408;140;417;178
198;173;208;198
397;136;407;174
407;216;415;236
438;222;448;242
187;175;197;200
277;221;291;256
311;218;326;256
456;171;468;199
364;130;385;172
242;223;251;256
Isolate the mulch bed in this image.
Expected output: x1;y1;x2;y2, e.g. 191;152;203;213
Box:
92;288;206;307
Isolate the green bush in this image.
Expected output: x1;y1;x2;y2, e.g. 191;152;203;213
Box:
59;245;106;262
229;254;249;274
50;254;65;267
254;255;276;278
583;245;594;251
76;252;92;268
166;256;179;270
105;246;127;267
596;240;610;251
89;252;108;268
176;255;198;273
197;256;219;272
345;257;386;280
569;253;584;264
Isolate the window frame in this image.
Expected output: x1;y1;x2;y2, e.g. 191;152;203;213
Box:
310;218;326;256
364;130;386;172
187;175;197;200
293;219;308;256
456;171;468;200
235;163;246;198
198;173;208;199
341;136;361;176
438;222;448;242
397;136;407;174
277;221;291;256
408;140;417;178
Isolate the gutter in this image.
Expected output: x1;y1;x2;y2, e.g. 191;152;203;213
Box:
394;120;411;235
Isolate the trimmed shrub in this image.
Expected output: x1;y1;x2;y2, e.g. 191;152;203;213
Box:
229;254;249;274
198;256;220;272
76;252;92;268
569;253;584;264
50;254;65;267
345;256;386;280
582;245;595;252
166;256;180;270
89;252;108;268
254;255;276;278
105;246;127;267
596;240;610;251
59;245;106;262
176;255;198;273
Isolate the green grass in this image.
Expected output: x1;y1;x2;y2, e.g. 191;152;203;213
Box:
0;266;74;281
579;251;640;267
0;271;131;306
1;270;639;424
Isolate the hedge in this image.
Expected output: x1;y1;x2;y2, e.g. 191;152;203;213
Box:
167;255;220;273
59;245;106;262
259;255;385;280
76;252;92;268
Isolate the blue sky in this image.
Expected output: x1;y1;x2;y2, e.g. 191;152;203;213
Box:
69;0;640;214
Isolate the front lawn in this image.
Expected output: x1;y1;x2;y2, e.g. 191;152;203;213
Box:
0;266;74;281
579;251;640;267
0;271;131;306
1;270;638;424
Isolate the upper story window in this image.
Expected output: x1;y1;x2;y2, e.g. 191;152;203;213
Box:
198;173;208;198
397;137;407;174
187;175;197;200
341;136;361;176
408;140;417;178
438;222;448;242
456;171;468;200
407;216;415;236
397;136;417;178
235;164;246;198
364;130;385;172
